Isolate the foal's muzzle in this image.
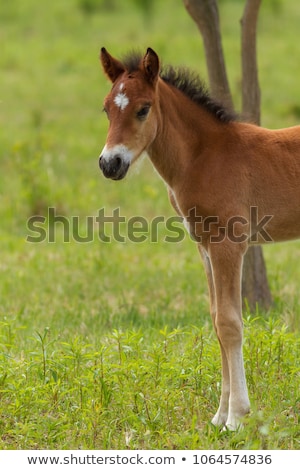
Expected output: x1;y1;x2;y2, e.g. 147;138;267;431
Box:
99;154;130;181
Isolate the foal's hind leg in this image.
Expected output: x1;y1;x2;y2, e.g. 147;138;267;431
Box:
208;241;250;430
198;246;230;427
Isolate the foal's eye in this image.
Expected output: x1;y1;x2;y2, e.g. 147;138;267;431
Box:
136;106;150;120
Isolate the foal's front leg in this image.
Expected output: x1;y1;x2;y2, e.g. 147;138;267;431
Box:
208;242;250;430
198;245;230;427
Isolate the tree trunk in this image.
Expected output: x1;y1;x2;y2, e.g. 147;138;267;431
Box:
182;0;233;110
183;0;272;311
241;0;272;310
241;0;261;125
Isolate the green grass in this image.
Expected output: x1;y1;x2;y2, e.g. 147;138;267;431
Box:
1;317;299;449
0;0;300;450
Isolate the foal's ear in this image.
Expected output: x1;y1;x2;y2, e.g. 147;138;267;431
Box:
100;47;125;83
143;48;160;85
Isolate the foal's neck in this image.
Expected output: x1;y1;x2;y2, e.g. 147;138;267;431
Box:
148;78;228;188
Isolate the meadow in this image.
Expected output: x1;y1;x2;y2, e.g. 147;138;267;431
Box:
0;0;300;449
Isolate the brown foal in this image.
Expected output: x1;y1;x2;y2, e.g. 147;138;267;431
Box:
99;47;300;430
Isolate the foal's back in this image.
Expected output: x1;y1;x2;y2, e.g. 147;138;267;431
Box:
233;122;300;243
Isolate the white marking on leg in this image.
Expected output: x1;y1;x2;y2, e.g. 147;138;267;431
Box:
183;217;190;235
114;92;129;111
100;143;133;164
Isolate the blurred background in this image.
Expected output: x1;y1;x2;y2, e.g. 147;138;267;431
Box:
2;0;300;230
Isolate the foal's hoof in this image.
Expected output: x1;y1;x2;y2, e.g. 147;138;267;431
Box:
211;412;227;428
222;417;245;432
222;422;243;432
212;413;244;431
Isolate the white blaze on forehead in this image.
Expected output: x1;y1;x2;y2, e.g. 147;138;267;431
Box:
119;82;124;91
114;92;129;111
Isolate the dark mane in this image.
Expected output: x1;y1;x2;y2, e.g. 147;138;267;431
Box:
160;65;236;123
122;51;237;123
122;50;143;74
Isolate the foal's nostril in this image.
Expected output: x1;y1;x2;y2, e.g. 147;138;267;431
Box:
115;156;122;170
99;152;129;180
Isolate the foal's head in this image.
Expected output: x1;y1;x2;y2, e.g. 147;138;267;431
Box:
99;47;160;180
